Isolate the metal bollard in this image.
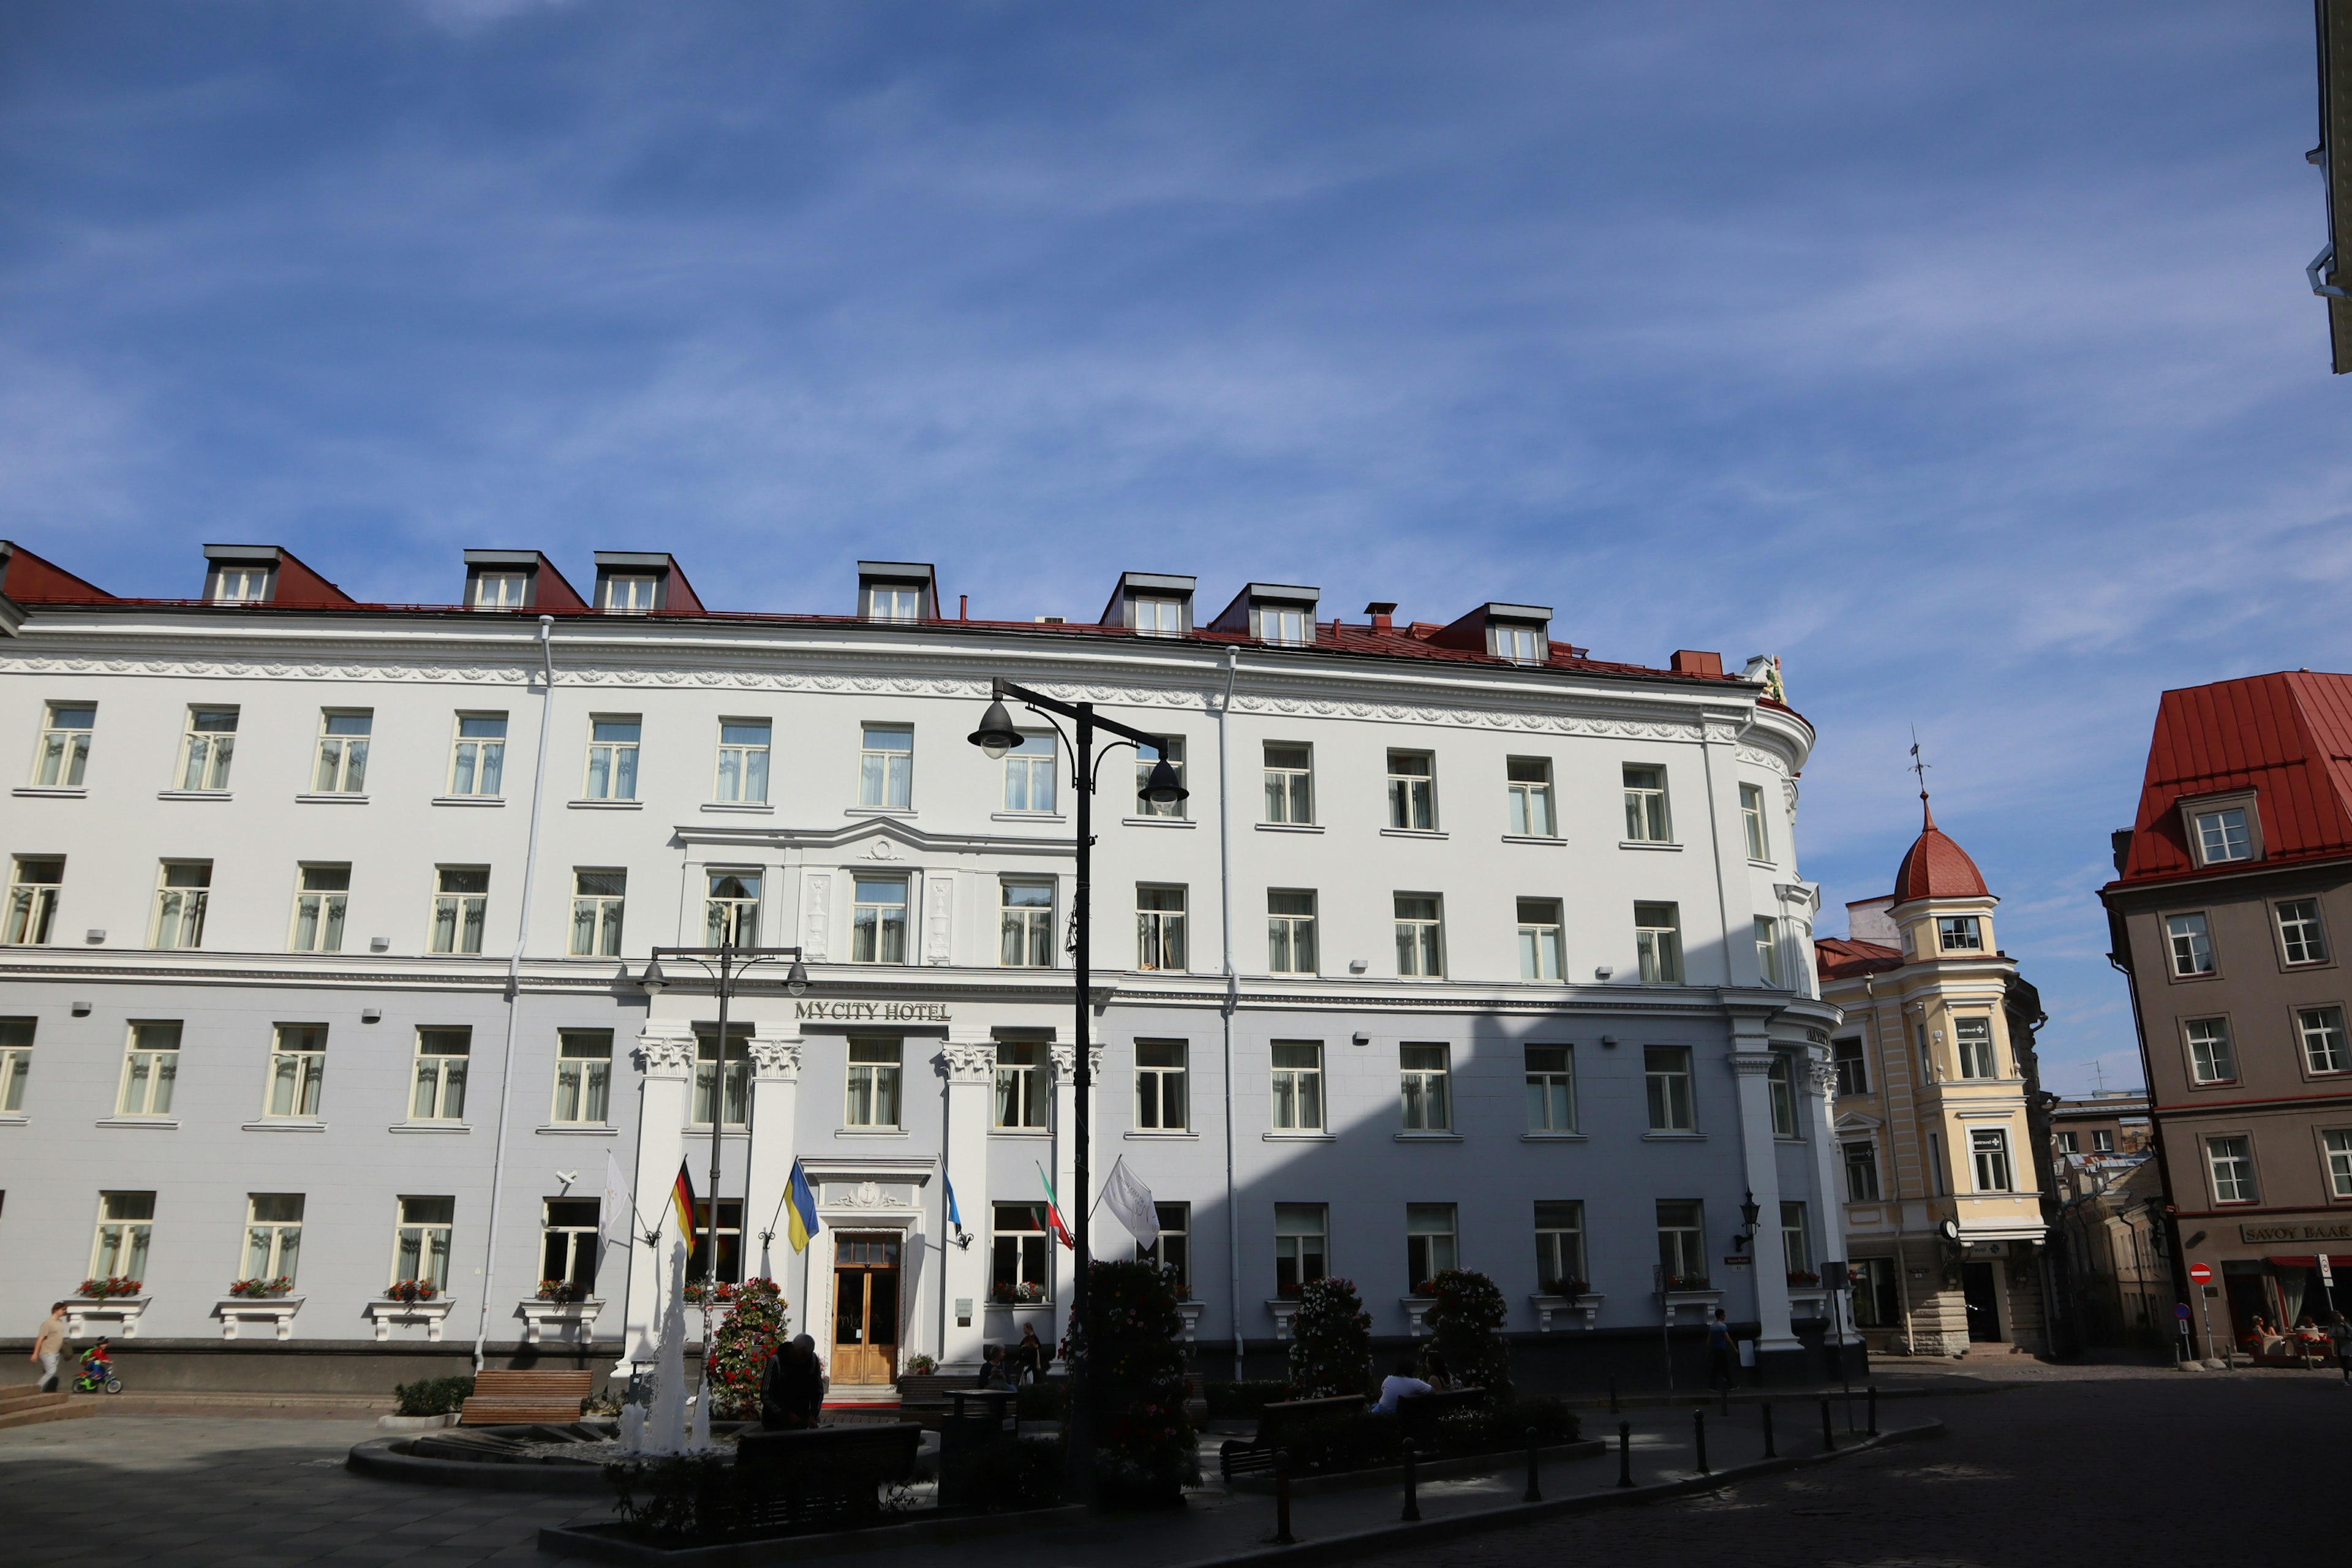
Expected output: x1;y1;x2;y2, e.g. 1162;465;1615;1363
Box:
1524;1426;1542;1502
1616;1419;1635;1488
1608;1376;1619;1414
1867;1384;1879;1437
1273;1449;1295;1544
1760;1401;1775;1458
1401;1438;1420;1522
1693;1409;1709;1474
1819;1398;1835;1452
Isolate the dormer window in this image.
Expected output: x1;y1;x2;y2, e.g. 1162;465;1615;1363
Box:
1134;597;1183;636
2193;807;2251;864
602;575;658;614
1493;624;1547;663
1937;916;1983;952
474;572;529;610
1254;605;1311;646
867;584;922;621
211;565;273;603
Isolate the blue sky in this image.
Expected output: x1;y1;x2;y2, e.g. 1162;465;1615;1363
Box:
4;2;2346;1092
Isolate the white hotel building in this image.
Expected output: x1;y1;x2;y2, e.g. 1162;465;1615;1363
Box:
0;540;1849;1392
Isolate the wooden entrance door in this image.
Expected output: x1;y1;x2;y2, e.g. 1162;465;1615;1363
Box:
832;1234;901;1384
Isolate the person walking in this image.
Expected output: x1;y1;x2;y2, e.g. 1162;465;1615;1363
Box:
2328;1311;2352;1385
28;1303;67;1394
1705;1308;1737;1393
1013;1323;1051;1385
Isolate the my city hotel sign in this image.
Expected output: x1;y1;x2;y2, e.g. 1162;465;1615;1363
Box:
794;1000;953;1023
2239;1221;2352;1245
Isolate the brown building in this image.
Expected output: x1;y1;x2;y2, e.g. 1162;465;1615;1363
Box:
2102;672;2352;1359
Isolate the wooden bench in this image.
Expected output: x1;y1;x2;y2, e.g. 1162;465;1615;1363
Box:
1217;1393;1366;1480
458;1369;595;1427
735;1421;925;1532
894;1373;961;1427
1396;1384;1490;1445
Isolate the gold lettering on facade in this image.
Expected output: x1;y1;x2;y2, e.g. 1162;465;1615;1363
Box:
793;1000;952;1023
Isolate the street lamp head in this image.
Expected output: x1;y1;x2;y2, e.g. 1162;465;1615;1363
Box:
1142;753;1188;806
638;955;666;995
1739;1190;1762;1232
967;698;1020;760
785;958;809;997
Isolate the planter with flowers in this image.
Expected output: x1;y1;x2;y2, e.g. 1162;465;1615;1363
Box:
992;1281;1046;1305
64;1278;151;1340
1066;1259;1196;1507
682;1280;740;1307
901;1353;939;1378
367;1280;454;1342
1784;1270;1832;1321
216;1278;303;1341
518;1278;606;1346
1530;1277;1603;1332
1657;1274;1722;1322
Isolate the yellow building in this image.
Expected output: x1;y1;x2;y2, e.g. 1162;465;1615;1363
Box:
1815;796;2050;1355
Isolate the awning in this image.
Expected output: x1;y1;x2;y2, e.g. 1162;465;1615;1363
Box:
2264;1255;2352;1268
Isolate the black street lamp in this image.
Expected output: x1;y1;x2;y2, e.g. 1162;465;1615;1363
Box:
968;676;1185;1501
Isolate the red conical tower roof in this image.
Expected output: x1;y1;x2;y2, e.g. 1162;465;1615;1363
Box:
1893;793;1989;902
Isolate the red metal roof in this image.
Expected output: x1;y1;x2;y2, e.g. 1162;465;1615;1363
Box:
2113;671;2352;886
1815;937;1903;981
1893;795;1991;901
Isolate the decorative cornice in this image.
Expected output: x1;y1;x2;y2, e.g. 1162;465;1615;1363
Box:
747;1039;802;1079
1728;1051;1782;1076
937;1042;995;1083
636;1031;696;1076
1049;1042;1106;1079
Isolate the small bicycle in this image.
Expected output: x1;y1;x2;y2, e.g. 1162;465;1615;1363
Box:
72;1341;123;1395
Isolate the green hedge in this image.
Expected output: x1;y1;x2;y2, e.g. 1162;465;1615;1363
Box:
1014;1381;1069;1422
392;1374;475;1416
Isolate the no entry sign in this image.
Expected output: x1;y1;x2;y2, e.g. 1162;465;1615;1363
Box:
2188;1262;2214;1284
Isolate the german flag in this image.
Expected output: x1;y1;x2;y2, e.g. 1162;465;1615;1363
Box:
669;1162;697;1241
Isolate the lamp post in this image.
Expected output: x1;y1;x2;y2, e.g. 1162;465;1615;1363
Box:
968;676;1186;1501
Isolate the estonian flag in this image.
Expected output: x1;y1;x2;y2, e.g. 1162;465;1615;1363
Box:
786;1159;822;1254
944;1171;963;1234
669;1162;697;1242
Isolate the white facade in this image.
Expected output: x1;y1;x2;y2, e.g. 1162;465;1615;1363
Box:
0;550;1845;1382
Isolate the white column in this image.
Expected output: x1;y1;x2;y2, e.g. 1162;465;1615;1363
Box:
1805;1046;1862;1348
622;1023;696;1369
941;1039;993;1370
1729;1030;1800;1352
1050;1042;1079;1314
745;1033;803;1291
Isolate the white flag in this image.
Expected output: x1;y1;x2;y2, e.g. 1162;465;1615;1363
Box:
598;1150;634;1267
1101;1156;1159;1249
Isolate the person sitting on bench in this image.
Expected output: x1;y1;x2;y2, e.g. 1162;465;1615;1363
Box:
1374;1357;1432;1415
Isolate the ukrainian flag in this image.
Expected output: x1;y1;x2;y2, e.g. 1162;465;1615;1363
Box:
786;1159;821;1253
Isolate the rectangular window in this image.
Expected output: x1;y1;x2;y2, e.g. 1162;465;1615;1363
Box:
686;1199;744;1284
243;1194;304;1286
858;725;913;809
2297;1006;2350;1075
1937;915;1983;952
411;1029;470;1121
1137;884;1186;971
33;703;94;787
1656;1200;1705;1285
1506;757;1556;837
1254;605;1311;646
2092;1128;2114;1153
213;564;271;601
991;1202;1049;1302
1525;1044;1575;1132
288;865;349;953
2206;1134;2257;1204
1781;1201;1812;1276
2195;807;2253;864
5;857;63;946
693;1027;750;1128
1622;764;1670;842
1971;1128;2013;1193
1268;889;1318;974
430;867;489;954
704;870;760;947
1139;1202;1189;1294
178;707;238;791
2057;1130;2079;1153
0;1017;30;1112
1002;732;1058;813
714;720;771;804
1740;782;1770;860
1534;1200;1586;1292
1394;894;1444;977
2276;899;2329;965
1136;737;1186;817
1768;1052;1799;1137
448;714;507;797
1756;918;1784;988
1852;1258;1900;1329
473;570;527;608
1263;744;1313;824
2167;913;2216;976
1406;1203;1458;1291
1273;1202;1327;1295
91;1191;155;1281
1832;1037;1869;1096
393;1197;456;1290
1270;1041;1324;1131
2185;1017;2237;1084
570;869;626;957
312;710;372;794
1842;1139;1881;1201
1955;1016;1998;1079
1133;597;1183;637
1387;752;1436;830
1635;902;1683;984
602;575;658;614
851;877;908;963
1645;1044;1694;1131
1136;1040;1188;1130
117;1022;181;1117
1400;1042;1451;1131
151;861;211;949
1496;624;1546;663
582;717;641;801
867;584;922;621
994;1041;1046;1129
2325;1129;2352;1199
845;1038;902;1127
552;1031;612;1125
1000;880;1055;968
542;1198;601;1293
1518;899;1564;980
264;1024;326;1118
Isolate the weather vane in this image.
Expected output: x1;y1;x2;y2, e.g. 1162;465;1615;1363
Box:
1909;726;1932;797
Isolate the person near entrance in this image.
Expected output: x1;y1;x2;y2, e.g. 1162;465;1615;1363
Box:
1012;1323;1052;1385
28;1303;67;1393
761;1335;824;1430
2327;1313;2352;1383
1706;1309;1736;1392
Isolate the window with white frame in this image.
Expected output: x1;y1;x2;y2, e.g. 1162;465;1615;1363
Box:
1267;890;1317;974
602;575;657;614
263;1024;326;1119
2297;1006;2349;1074
2325;1129;2352;1199
288;864;349;953
473;571;527;609
177;707;238;791
1534;1200;1585;1292
1394;894;1444;977
1635;902;1683;984
845;1038;902;1127
1387;752;1436;830
2185;1017;2237;1084
430;867;489;954
448;713;507;796
994;1041;1046;1129
1136;1040;1187;1130
243;1194;304;1285
991;1202;1049;1302
1525;1044;1575;1131
2276;899;2329;965
1506;756;1555;837
1938;915;1983;952
2166;913;2215;976
1971;1128;2014;1192
32;702;93;787
1270;1041;1324;1131
552;1031;612;1125
1406;1203;1458;1291
1955;1016;1999;1079
858;725;913;809
1274;1203;1327;1295
1132;597;1183;636
1494;623;1546;663
1843;1138;1881;1201
1001;732;1058;813
1781;1201;1812;1276
1623;764;1670;842
1656;1200;1705;1285
312;710;372;794
410;1029;470;1121
2057;1129;2080;1153
1518;898;1564;980
852;877;908;963
2205;1134;2257;1204
570;870;626;957
2193;807;2253;864
1254;603;1311;646
0;1017;30;1113
1263;744;1314;824
714;720;771;804
117;1021;180;1117
1645;1044;1694;1131
866;583;922;621
4;857;62;946
392;1196;454;1289
1756;917;1786;987
693;1028;750;1128
1740;783;1770;860
582;717;641;801
1139;1202;1189;1294
1833;1036;1869;1096
91;1191;154;1281
1000;880;1055;968
1768;1052;1800;1136
212;563;272;601
1400;1042;1451;1131
2092;1128;2115;1152
1137;884;1186;971
542;1198;601;1292
704;871;760;947
152;861;211;949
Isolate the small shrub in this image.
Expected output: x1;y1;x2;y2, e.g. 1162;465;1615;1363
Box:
1287;1277;1373;1399
609;1455;752;1542
1422;1268;1511;1398
1202;1380;1292;1421
1016;1380;1068;1422
902;1353;938;1377
392;1374;476;1416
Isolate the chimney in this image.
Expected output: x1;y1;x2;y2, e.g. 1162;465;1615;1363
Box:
1364;601;1397;633
1670;650;1724;676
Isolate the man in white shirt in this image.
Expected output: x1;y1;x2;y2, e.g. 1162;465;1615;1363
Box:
1374;1357;1431;1415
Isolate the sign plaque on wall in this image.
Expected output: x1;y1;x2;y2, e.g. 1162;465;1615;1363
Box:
2239;1221;2352;1245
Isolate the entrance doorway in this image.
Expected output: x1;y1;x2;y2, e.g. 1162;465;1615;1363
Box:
832;1234;900;1385
1961;1261;2003;1342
